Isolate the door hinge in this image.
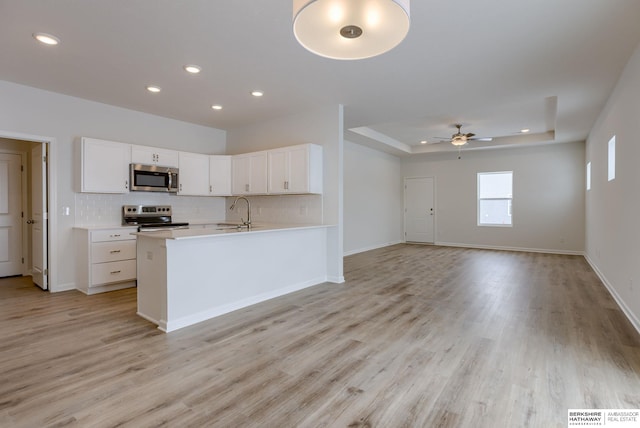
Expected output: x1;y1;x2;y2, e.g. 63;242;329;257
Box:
21;165;24;172
21;211;24;218
22;257;24;264
44;268;48;276
43;155;47;163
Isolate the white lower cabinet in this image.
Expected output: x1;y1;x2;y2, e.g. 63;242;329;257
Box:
75;227;137;294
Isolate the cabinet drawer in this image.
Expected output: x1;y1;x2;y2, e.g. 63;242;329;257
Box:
91;260;136;286
91;229;136;243
92;240;136;263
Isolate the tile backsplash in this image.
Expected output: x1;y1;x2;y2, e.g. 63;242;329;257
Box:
226;194;323;225
74;193;323;226
74;193;226;226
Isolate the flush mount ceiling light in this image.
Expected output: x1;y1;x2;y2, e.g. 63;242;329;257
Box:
251;90;264;97
146;85;161;93
33;32;60;46
520;128;530;133
293;0;410;60
211;105;222;110
184;65;201;74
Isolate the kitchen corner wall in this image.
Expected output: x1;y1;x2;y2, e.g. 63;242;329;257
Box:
0;80;227;291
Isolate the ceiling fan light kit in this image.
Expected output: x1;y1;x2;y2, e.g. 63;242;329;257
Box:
293;0;410;60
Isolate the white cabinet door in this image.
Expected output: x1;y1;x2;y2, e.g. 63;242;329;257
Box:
232;152;267;195
267;144;322;194
267;149;288;193
248;152;268;194
131;145;179;167
178;152;210;196
80;137;130;193
232;155;250;195
209;155;231;196
287;145;311;193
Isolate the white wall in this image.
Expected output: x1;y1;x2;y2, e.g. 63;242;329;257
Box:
343;140;403;255
0;80;227;291
402;142;585;253
585;40;640;332
226;105;344;282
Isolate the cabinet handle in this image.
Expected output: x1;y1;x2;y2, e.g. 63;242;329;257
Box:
210;185;213;193
125;180;128;190
110;234;121;238
110;250;121;254
245;184;249;192
110;270;121;275
284;180;289;190
179;183;183;191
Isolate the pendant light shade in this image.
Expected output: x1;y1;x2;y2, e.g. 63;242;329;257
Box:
293;0;410;60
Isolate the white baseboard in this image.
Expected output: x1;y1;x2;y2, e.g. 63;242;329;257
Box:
50;282;76;292
344;240;403;257
584;254;640;337
435;241;584;256
327;275;345;284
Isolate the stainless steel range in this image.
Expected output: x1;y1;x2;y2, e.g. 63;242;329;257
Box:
122;205;189;231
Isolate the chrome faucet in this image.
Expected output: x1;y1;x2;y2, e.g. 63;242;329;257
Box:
230;196;251;227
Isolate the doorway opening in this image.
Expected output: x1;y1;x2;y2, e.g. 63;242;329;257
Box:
0;132;53;291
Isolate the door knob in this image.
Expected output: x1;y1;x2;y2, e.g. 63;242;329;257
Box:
26;219;35;224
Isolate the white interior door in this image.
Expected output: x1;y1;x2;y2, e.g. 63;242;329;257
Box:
31;144;48;289
404;177;435;243
0;153;23;277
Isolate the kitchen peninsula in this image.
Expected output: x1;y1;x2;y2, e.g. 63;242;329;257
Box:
135;223;332;332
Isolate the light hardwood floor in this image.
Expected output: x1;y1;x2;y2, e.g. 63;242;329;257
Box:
1;244;639;427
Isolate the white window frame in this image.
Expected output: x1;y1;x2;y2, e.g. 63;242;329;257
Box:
477;171;513;227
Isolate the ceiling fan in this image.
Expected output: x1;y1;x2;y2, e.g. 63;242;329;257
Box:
432;124;493;146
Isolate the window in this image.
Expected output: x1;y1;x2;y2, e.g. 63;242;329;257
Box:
608;135;615;181
586;161;591;190
478;171;513;226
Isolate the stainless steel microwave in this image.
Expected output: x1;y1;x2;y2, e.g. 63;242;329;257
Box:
130;164;179;193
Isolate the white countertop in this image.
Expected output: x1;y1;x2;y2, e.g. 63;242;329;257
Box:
73;225;138;231
134;222;331;240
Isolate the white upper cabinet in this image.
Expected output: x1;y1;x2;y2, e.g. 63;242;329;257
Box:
209;155;232;196
231;151;268;195
80;137;131;193
268;144;322;194
178;152;210;196
131;145;179;167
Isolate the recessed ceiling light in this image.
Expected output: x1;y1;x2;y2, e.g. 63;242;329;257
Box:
251;90;264;97
520;128;530;133
146;85;161;93
420;140;428;145
211;105;223;110
33;32;60;46
184;65;201;74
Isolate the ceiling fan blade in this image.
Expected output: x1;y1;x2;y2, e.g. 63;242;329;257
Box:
465;133;475;138
469;137;493;142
